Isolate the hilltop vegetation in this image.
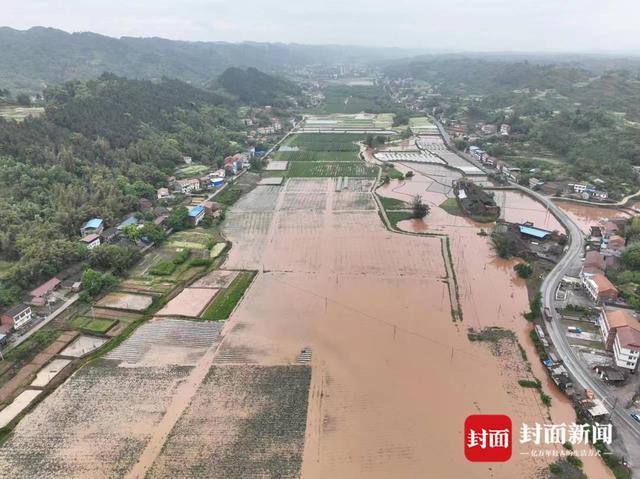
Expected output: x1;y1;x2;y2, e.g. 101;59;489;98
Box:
0;26;419;94
217;67;300;106
0;74;251;305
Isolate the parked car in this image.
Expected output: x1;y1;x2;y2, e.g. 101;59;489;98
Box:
631;413;640;424
544;307;552;322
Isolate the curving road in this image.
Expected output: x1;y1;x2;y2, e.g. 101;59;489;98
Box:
421;114;640;469
514;183;640;471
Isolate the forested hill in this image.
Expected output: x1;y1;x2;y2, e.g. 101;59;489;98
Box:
44;73;230;147
217;67;300;106
0;26;419;93
385;56;640;120
0;75;246;304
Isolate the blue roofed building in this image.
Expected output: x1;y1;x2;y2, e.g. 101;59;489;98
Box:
189;205;205;226
80;218;104;236
117;215;140;230
518;224;552;240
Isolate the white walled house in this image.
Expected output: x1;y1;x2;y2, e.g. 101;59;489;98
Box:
598;309;640;371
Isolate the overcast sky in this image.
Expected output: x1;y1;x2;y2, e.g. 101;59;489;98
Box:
4;0;640;52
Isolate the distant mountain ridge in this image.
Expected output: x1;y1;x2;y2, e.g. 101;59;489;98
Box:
0;26;422;93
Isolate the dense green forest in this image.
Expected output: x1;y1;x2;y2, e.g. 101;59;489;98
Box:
0;27;420;93
217;67;301;106
0;73;256;305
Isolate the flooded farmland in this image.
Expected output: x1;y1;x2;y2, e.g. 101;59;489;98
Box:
0;172;614;478
220;176;612;478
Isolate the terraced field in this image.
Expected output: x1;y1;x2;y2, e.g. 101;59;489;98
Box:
286;133;363;151
273;150;357;162
288;161;377;178
148;365;311;479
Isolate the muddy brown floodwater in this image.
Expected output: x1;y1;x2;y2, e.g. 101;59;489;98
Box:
554;200;630;234
385;179;614;479
221;177;613;478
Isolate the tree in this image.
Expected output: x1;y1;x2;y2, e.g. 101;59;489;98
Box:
139;222;167;244
80;268;117;299
166;206;191;231
621;243;640;270
514;263;533;278
89;245;141;275
249;157;263;171
411;195;429;219
122;224;141;242
399;128;412;139
491;231;519;259
365;135;374;148
16;94;31;106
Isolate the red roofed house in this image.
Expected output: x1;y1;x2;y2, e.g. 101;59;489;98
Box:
603;221;619;238
79;233;101;250
584;251;605;271
30;277;61;303
607;235;625;252
598;309;640;371
580;269;618;303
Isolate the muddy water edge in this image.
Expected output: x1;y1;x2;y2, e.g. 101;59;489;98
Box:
382;176;615;479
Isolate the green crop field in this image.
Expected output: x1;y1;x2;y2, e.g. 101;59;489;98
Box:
287;133;364;151
201;271;257;320
317;85;392;114
288;161;377;178
69;316;117;334
274;150;357;162
174;164;209;179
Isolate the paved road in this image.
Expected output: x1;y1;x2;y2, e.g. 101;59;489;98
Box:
515;183;640;471
3;293;79;353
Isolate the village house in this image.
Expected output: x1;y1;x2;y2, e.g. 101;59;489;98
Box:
29;277;61;306
79;233;101;249
584;250;606;271
139;198;153;210
580;269;618;303
529;177;543;189
480;124;497;135
188;204;206;226
500;163;521;181
101;227;121;244
605;235;625;252
173;178;200;194
593;365;626;383
569;183;588;194
223;154;245;175
500;124;511;136
80;218;104;237
604;221;619;237
203;200;221;217
157;187;171;199
598;309;640;371
117;216;139;230
1;303;33;331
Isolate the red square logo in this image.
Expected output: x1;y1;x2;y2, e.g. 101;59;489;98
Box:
464;414;512;462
